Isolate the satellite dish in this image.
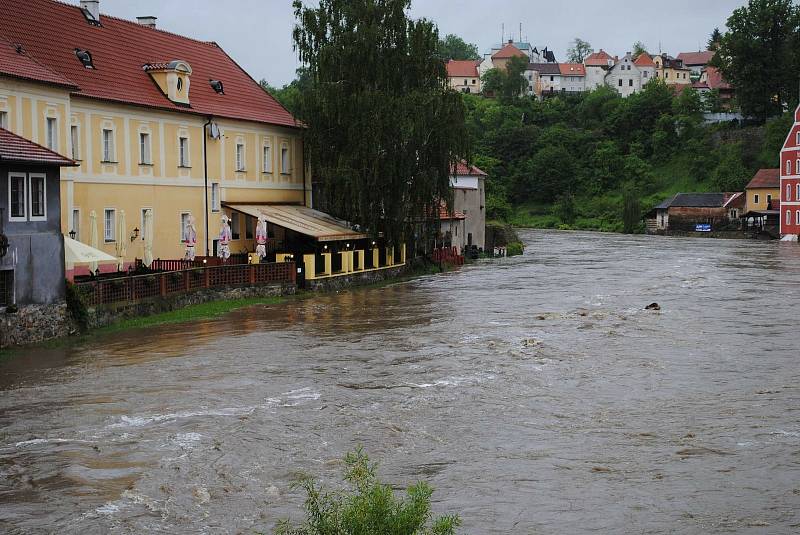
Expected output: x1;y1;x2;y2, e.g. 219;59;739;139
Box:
208;123;220;139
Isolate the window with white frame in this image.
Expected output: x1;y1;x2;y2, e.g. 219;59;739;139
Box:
0;110;7;129
797;159;800;175
102;129;115;162
180;212;191;241
211;183;220;212
788;184;793;201
70;125;79;160
140;208;151;241
46;117;57;151
797;183;800;200
788;160;792;175
72;208;80;241
236;143;245;171
104;208;116;241
797;132;800;145
29;174;46;220
262;143;272;173
787;210;792;226
9;173;26;220
179;136;189;167
139;133;151;164
280;143;290;174
797;210;800;225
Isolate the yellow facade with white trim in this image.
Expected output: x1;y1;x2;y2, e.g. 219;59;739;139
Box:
0;76;310;263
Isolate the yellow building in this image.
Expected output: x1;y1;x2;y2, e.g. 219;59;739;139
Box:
745;168;780;212
653;54;692;85
0;0;309;269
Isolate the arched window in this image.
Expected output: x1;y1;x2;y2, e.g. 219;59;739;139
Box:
796;210;800;225
787;210;792;226
788;184;792;201
787;160;792;175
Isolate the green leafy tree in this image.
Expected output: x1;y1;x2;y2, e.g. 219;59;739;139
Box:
708;27;722;51
437;34;480;60
702;89;723;113
260;68;311;116
712;143;750;190
275;449;460;535
713;0;800;120
622;186;642;234
480;56;529;100
632;41;647;58
552;193;577;224
292;0;469;245
588;140;624;192
527;145;575;202
567;38;593;63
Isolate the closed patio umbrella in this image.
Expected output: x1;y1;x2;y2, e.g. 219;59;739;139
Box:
115;210;127;270
143;209;154;267
89;210;99;274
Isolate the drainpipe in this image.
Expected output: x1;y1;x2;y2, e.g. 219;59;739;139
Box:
203;116;212;256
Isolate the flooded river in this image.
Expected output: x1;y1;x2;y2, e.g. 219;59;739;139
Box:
2;230;800;534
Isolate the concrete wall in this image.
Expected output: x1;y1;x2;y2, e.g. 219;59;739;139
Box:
452;178;486;249
0;164;65;305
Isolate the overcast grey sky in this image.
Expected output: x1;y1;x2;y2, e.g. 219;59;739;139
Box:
70;0;748;86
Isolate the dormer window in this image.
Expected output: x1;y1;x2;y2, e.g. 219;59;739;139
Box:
143;60;192;105
75;48;95;69
209;80;224;94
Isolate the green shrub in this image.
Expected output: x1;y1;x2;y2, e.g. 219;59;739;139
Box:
275;449;460;535
506;242;524;256
65;281;89;330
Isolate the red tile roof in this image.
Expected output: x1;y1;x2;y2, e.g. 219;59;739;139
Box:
0;35;77;89
492;43;527;60
0;127;77;166
438;202;466;220
704;66;731;90
633;53;655;67
453;161;487;176
0;0;297;128
584;49;614;66
746;168;780;189
677;51;715;66
446;60;480;78
558;63;586;76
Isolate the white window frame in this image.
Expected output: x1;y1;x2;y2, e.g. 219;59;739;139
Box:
70;124;80;160
180;212;191;243
0;110;8;129
139;132;151;164
280;143;290;174
140;208;152;242
8;172;27;222
796;132;800;146
796;159;800;176
211;183;220;212
796;183;800;200
797;210;800;226
28;173;47;221
787;160;792;176
262;143;272;173
104;208;116;242
72;208;81;241
787;210;792;226
102;129;115;162
235;143;245;172
178;136;190;167
754;194;759;205
46;117;57;151
788;184;792;201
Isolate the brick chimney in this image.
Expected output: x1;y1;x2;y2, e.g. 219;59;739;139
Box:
137;16;157;28
80;0;99;22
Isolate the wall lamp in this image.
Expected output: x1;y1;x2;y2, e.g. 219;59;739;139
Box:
68;229;77;240
130;227;140;242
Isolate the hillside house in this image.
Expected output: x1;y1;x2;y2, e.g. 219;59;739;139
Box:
676;51;715;76
646;192;741;234
451;161;487;250
584;49;616;90
446;60;482;94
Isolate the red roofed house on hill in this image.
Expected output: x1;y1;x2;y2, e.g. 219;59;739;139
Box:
446;60;481;94
451;161;487;250
584;49;616;90
0;0;328;270
676;51;716;76
780;103;800;238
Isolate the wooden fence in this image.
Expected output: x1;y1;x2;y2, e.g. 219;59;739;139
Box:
431;246;464;265
75;261;296;306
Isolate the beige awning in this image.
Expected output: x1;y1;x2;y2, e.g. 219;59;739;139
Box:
64;236;118;264
225;204;367;242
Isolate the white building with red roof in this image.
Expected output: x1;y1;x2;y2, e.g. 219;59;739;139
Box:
0;0;314;266
446;60;481;94
450;161;487;249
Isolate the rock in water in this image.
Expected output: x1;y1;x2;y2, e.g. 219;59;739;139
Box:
645;303;661;311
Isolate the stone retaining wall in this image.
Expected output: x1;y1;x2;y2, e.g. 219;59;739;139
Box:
305;266;407;293
85;283;296;330
1;303;76;349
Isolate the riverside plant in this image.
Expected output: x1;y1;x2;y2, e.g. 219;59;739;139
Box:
274;449;460;535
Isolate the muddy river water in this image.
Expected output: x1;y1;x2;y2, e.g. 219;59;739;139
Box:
1;230;800;534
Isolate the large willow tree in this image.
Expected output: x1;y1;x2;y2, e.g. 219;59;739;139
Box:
292;0;469;245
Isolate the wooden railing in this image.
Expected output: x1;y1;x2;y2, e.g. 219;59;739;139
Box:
431;246;464;266
75;261;296;306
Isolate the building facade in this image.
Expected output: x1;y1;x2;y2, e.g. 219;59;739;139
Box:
446;60;482;94
584;49;616;91
451;162;486;250
606;54;646;97
745;168;780;213
780;103;800;236
558;63;586;94
0;0;309;269
1;127;75;307
653;54;692;85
